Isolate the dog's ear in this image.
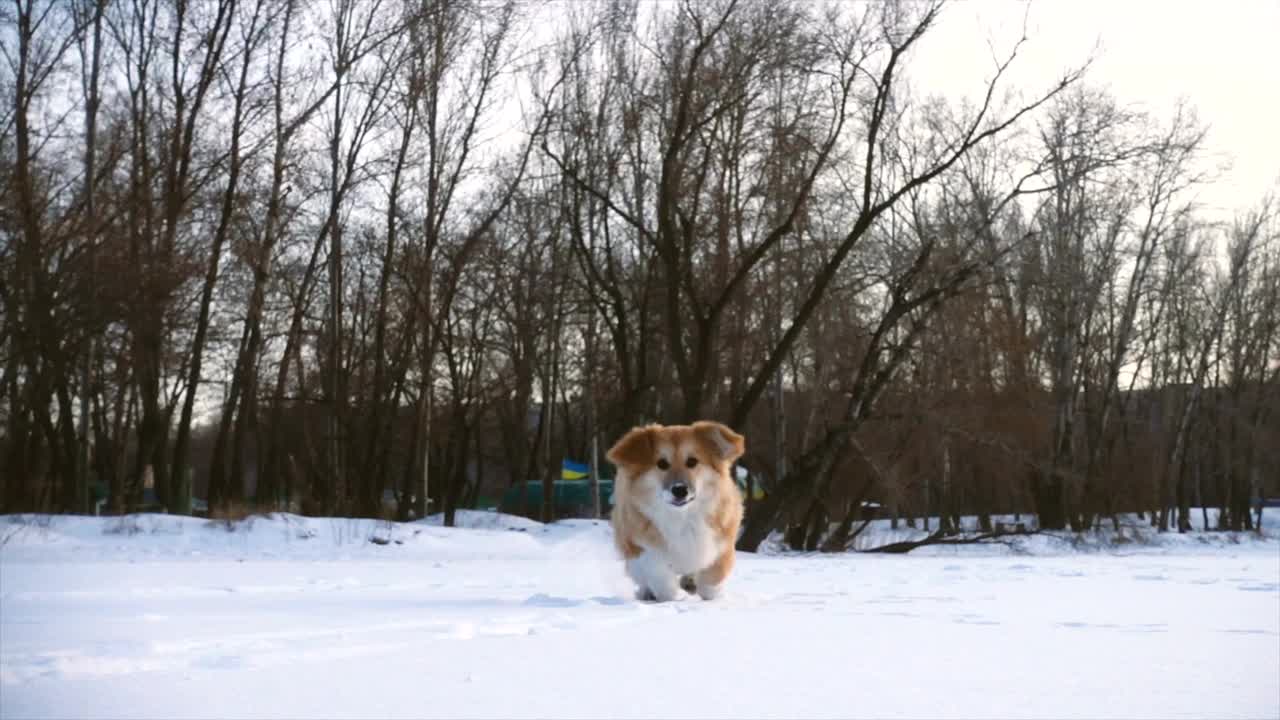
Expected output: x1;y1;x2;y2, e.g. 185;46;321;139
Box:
606;425;657;469
693;421;744;464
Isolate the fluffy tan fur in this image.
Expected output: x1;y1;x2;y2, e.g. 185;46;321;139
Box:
606;421;745;601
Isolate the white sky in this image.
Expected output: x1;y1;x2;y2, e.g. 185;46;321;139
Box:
910;0;1280;221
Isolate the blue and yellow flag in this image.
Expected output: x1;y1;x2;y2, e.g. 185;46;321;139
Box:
735;476;766;500
561;459;590;480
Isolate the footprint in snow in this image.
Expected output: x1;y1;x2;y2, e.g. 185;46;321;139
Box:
780;592;829;605
953;615;1000;626
1122;623;1168;633
1237;582;1279;592
194;654;245;670
522;593;579;608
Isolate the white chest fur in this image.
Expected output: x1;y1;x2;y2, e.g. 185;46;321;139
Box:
641;499;722;575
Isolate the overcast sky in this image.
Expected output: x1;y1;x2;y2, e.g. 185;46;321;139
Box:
909;0;1280;222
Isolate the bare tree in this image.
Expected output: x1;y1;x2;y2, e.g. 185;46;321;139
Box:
172;0;276;514
5;0;1273;537
2;0;88;511
1165;203;1272;531
396;0;562;524
734;2;1084;550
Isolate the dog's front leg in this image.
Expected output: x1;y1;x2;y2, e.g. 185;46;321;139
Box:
693;548;735;601
626;550;682;602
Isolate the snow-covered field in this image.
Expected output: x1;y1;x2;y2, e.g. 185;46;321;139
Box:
2;511;1277;720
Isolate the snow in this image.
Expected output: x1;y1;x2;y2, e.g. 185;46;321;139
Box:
2;511;1278;719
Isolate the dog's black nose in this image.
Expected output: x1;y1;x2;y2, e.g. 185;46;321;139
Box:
671;483;689;501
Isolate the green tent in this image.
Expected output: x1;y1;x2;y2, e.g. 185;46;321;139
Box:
499;480;614;519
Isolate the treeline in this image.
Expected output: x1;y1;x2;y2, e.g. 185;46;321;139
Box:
2;0;1277;550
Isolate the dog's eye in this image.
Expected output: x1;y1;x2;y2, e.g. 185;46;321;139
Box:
685;457;698;468
656;458;670;470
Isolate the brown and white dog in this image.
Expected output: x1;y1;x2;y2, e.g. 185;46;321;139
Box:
606;421;745;602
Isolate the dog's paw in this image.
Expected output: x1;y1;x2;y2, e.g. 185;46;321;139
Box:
679;575;697;594
696;582;723;601
636;584;682;602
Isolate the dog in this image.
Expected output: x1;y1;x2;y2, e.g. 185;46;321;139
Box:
606;421;745;602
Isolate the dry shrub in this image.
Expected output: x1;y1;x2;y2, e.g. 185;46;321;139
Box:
207;501;272;531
